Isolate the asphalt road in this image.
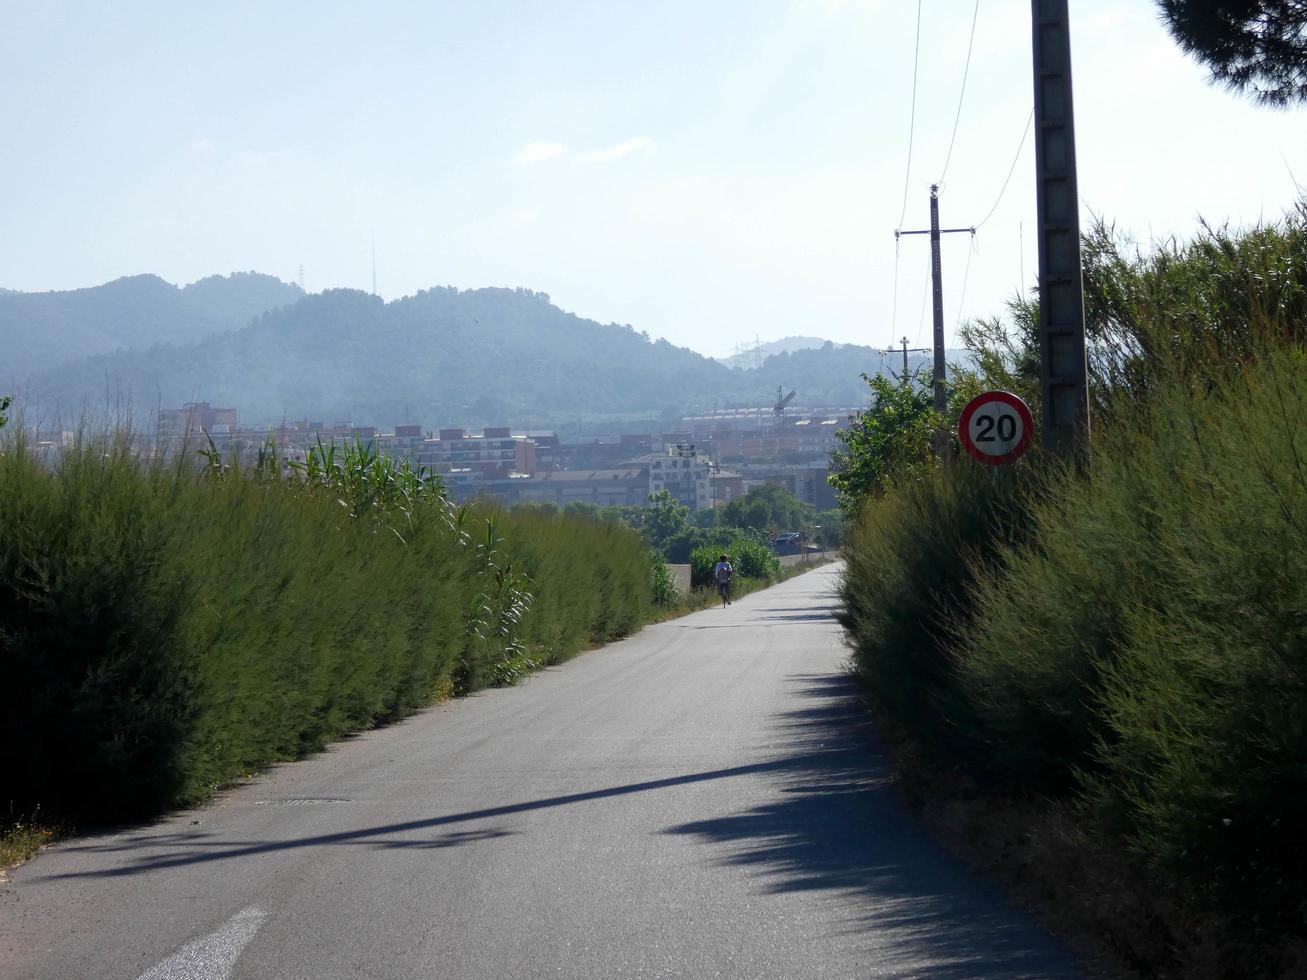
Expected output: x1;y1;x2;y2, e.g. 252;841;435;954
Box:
1;565;1083;979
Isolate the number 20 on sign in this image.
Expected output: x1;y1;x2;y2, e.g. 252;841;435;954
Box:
958;391;1034;466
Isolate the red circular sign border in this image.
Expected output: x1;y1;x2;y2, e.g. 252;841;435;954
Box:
958;390;1033;466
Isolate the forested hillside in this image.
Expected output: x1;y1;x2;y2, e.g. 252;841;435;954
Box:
18;284;890;425
0;272;303;383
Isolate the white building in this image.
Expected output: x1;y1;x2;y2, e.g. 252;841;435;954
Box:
638;444;711;511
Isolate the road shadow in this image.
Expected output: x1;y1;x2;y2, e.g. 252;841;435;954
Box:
46;676;1083;977
34;667;1079;976
662;673;1083;980
40;757;824;880
749;606;843;615
687;623;833;630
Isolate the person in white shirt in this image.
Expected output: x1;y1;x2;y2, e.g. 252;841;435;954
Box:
713;554;733;608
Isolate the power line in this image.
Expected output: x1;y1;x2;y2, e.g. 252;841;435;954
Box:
890;0;924;342
890;237;902;340
937;0;981;185
955;233;977;328
975;106;1034;230
914;274;930;346
896;0;924;231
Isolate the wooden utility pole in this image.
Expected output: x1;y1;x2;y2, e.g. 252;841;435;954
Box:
898;336;930;378
877;337;930;381
897;184;973;457
1031;0;1090;457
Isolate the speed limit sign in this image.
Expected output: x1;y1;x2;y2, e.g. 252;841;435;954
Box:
959;391;1033;465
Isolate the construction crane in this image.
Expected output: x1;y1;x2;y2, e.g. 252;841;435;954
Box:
773;385;796;418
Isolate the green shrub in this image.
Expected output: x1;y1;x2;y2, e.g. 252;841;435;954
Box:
838;462;1033;754
731;538;780;580
496;506;651;660
955;348;1307;923
838;208;1307;969
0;434;651;825
649;550;681;607
689;535;780;589
660;525;733;564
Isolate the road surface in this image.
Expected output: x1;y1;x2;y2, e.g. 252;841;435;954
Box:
1;565;1082;979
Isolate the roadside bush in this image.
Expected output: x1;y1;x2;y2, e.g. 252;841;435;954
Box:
689;535;780;589
660;525;734;564
731;537;780;580
649;550;681;607
955;350;1307;925
838;462;1033;755
951;457;1147;790
838;207;1307;973
495;506;651;665
0;434;651;825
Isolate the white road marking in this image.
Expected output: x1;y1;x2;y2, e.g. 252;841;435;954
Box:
136;907;267;980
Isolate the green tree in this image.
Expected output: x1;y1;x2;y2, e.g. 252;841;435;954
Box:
720;483;812;531
643;488;690;550
828;371;940;510
599;504;645;529
959;301;1040;407
721;495;770;531
690;507;719;528
1159;0;1307;106
813;509;843;549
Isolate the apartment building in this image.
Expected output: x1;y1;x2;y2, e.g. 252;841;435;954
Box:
157;402;238;439
414;427;537;478
637;444;711;511
376;424;425;458
674;409;850;462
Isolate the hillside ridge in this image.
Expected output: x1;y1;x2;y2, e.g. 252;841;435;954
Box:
9;277;926;427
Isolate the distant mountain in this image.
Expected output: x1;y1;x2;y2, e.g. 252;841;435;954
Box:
178;273;305;331
0;272;303;384
21;285;897;427
716;335;834;370
746;342;930;404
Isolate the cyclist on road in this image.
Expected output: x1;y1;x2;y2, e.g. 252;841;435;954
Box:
713;554;733;608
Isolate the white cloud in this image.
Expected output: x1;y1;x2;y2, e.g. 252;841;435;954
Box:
189;137;215;154
580;137;657;162
514;141;566;164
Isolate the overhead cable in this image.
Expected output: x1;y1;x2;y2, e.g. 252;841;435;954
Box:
955;233;978;329
896;0;924;232
914;276;930;346
891;0;924;341
891;238;902;342
937;0;981;185
975;107;1034;230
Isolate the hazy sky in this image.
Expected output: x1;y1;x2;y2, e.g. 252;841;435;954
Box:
5;0;1307;357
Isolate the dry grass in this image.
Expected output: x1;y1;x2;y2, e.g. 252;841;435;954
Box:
875;714;1305;980
0;820;58;878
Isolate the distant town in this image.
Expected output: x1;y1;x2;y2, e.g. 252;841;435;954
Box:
150;399;851;513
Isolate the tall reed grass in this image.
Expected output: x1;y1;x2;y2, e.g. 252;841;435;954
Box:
840;206;1307;970
0;433;652;824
